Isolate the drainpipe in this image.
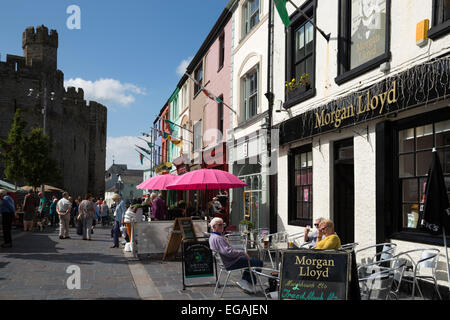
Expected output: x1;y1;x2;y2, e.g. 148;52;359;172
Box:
264;0;276;234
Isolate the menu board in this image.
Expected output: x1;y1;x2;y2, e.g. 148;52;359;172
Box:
279;249;350;300
183;240;214;279
180;219;195;240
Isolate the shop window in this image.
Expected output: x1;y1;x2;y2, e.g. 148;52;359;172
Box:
240;66;259;123
284;1;316;108
429;0;450;39
336;0;391;85
397;119;450;231
289;145;313;226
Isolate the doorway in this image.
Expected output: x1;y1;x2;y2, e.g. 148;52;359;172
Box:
333;138;355;245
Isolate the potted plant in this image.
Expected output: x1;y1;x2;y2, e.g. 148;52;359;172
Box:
239;219;254;232
285;73;311;93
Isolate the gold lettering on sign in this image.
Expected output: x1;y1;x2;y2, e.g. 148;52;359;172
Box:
314;81;397;129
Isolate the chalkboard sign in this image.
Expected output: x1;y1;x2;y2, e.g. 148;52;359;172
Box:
182;240;214;278
180;219;195;240
279;249;351;301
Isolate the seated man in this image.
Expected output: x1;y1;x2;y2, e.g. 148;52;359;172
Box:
314;219;341;250
208;217;263;294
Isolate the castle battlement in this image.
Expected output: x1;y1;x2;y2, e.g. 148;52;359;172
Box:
64;86;85;100
22;25;58;49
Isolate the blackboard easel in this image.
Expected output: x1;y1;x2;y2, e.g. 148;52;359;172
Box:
163;217;196;260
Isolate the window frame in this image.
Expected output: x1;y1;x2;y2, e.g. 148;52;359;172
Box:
193;120;202;152
288;144;313;227
335;0;391;85
194;63;203;97
218;95;224;140
284;0;316;109
428;0;450;39
240;65;259;123
218;33;225;71
241;0;260;39
377;108;450;246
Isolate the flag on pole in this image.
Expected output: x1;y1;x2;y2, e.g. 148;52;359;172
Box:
185;73;223;103
139;153;144;165
136;145;152;156
168;136;184;147
275;0;291;27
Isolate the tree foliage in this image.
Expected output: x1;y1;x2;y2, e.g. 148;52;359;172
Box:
22;128;61;189
0;109;26;189
0;109;61;189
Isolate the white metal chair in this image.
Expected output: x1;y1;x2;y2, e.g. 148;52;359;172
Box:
393;248;442;300
252;267;280;300
355;243;397;266
340;242;359;251
224;233;247;251
357;257;407;300
212;250;257;298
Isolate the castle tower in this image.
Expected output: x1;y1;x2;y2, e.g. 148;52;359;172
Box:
22;25;58;71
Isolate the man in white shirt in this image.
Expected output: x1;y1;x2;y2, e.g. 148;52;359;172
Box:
304;217;324;248
57;192;72;239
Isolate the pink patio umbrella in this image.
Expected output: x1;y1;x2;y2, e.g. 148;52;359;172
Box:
165;169;246;190
136;174;180;191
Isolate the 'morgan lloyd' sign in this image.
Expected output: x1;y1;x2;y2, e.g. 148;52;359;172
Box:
279;55;450;146
314;81;398;129
279;250;351;301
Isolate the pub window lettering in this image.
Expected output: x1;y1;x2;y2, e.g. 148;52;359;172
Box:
289;146;313;226
336;0;391;85
429;0;450;39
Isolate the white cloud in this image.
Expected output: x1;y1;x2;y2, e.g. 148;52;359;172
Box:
64;78;147;107
106;136;151;170
176;56;193;76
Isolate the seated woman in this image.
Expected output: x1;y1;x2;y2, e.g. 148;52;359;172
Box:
314;219;341;250
208;217;263;294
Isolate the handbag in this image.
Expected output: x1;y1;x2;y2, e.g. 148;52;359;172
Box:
76;220;83;235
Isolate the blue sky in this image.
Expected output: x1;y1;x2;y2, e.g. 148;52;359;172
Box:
0;0;228;169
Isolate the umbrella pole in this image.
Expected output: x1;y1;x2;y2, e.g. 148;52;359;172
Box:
443;226;450;295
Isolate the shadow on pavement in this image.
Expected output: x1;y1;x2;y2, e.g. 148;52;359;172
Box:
2;252;129;266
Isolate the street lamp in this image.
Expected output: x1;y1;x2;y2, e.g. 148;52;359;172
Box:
117;174;123;198
28;77;55;194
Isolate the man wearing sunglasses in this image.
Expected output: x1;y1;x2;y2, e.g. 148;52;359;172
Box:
314;219;341;250
303;217;324;248
209;217;263;294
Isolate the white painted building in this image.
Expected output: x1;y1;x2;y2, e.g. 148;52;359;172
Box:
228;0;272;230
272;0;450;290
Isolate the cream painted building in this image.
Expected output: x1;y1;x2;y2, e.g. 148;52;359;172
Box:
272;0;450;291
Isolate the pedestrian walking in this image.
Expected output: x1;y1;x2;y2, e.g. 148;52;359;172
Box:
77;194;95;241
100;201;109;226
111;193;125;248
22;190;37;231
37;192;49;223
57;192;72;239
0;189;17;248
49;196;58;227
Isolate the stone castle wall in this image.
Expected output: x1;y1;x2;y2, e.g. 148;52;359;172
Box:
0;25;106;198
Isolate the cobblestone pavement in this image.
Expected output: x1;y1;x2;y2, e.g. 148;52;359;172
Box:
0;225;267;300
